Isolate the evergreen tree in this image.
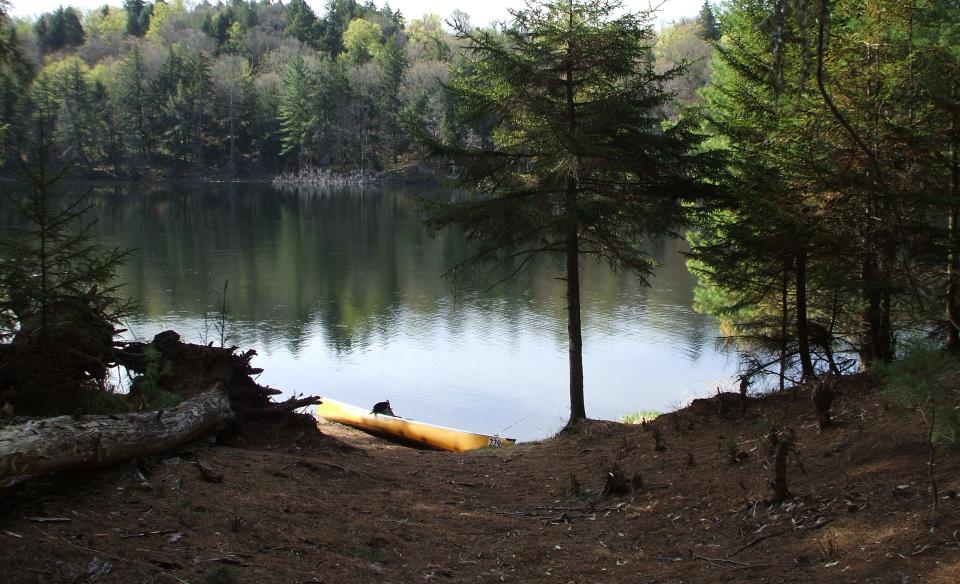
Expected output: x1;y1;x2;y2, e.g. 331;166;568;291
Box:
34;7;85;54
278;53;313;165
0;0;30;166
689;0;835;385
697;2;720;41
0;0;10;59
124;0;149;37
690;0;960;380
0;123;131;413
52;58;96;172
376;35;407;162
113;45;149;164
285;0;318;46
420;0;717;425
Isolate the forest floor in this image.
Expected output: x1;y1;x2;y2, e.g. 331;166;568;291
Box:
2;374;959;583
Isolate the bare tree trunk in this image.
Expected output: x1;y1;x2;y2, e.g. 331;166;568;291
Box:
227;87;237;177
926;396;940;514
813;373;834;429
780;259;789;392
768;427;794;503
0;385;234;489
795;248;814;380
195;85;205;167
563;13;585;425
860;253;885;367
947;110;959;353
566;220;585;423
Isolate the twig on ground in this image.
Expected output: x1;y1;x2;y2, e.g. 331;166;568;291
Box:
38;530;189;584
691;552;751;566
730;527;793;557
23;516;71;523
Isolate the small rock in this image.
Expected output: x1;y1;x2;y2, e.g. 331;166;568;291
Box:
86;557;112;582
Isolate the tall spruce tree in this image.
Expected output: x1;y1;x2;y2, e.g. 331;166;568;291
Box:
697;2;720;41
278;53;312;166
0;0;29;166
124;0;150;37
0;121;131;413
689;0;836;386
114;45;149;164
420;0;716;425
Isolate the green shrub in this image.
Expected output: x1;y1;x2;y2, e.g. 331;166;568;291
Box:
878;338;960;448
203;566;237;584
726;438;742;465
129;345;181;410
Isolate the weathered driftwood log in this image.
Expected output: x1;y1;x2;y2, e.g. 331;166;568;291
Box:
0;384;234;489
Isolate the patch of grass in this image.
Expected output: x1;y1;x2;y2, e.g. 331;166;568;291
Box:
620;410;662;424
203;566;237;584
556;473;589;500
877;338;960;513
726;439;742;465
878;339;960;447
817;532;841;561
129;345;182;410
354;544;385;563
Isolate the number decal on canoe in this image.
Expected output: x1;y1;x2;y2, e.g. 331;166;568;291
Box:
488;437;502;448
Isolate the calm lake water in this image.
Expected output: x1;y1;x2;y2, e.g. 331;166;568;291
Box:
8;181;735;440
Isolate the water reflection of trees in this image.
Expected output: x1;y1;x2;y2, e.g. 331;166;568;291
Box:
30;183;723;359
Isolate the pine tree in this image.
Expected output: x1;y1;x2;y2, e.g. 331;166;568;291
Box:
0;0;29;166
278;53;312;166
376;35;407;162
697;2;720;41
285;0;318;46
690;0;960;380
124;0;148;37
114;45;149;164
420;0;717;425
37;58;97;172
34;7;85;54
0;121;131;413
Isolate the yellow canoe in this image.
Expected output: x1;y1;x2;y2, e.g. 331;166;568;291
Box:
315;397;516;452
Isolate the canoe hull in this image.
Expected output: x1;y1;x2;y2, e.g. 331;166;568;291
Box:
316;398;515;452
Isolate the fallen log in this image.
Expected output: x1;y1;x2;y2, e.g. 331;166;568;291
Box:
0;384;235;489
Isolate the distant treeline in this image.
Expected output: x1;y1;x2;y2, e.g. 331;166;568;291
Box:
0;0;457;178
0;0;715;179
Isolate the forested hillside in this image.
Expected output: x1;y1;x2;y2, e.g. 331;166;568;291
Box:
0;0;458;177
0;0;715;178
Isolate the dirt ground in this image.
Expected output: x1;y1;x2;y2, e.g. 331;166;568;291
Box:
2;374;959;583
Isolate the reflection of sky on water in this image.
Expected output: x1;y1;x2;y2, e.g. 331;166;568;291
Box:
125;282;734;441
17;182;736;441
